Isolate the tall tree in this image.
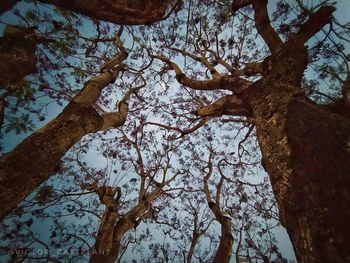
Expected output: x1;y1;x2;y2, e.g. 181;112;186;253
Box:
1;0;350;262
150;1;350;262
85;129;186;263
0;29;139;220
203;154;233;263
0;0;182;130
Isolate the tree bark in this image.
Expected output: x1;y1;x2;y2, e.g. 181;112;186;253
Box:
88;185;119;263
41;0;165;25
89;218;132;263
212;219;233;263
0;47;129;219
0;102;102;219
243;45;350;263
187;226;200;263
0;0;181;25
204;163;233;263
89;208;120;263
0;26;37;87
88;186;158;263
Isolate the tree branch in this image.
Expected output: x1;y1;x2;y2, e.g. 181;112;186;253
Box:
288;5;336;46
73;32;128;107
100;84;144;130
231;0;252;14
153;55;250;91
252;0;283;53
143;117;209;139
195;95;251;117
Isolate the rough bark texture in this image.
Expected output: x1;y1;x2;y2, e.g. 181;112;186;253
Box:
243;45;350;262
88;184;159;263
39;0;178;25
1;0;181;25
0;32;128;219
90;218;131;263
90;240;120;263
0;102;102;219
89;186;122;263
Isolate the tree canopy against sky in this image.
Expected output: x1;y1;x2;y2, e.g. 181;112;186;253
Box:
0;0;349;262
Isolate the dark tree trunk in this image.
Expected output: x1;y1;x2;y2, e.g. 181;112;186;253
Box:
212;219;233;263
243;45;350;263
90;239;121;263
89;209;119;263
89;216;135;263
0;26;37;87
1;0;181;25
38;0;180;25
0;102;102;219
0;38;128;219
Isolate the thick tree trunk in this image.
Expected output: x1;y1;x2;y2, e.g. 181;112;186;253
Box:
41;0;169;25
0;102;102;219
244;46;350;262
0;0;181;25
89;207;119;263
89;216;135;263
90;237;121;263
212;219;233;263
0;37;128;219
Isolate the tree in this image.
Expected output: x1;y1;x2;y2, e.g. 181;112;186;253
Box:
0;118;191;262
203;153;233;263
147;1;350;262
0;28;138;220
0;0;182;130
1;0;350;262
85;130;186;263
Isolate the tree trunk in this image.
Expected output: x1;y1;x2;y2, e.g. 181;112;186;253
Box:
89;216;134;263
41;0;171;25
212;219;233;263
89;205;119;263
90;238;121;263
0;0;177;25
187;232;199;263
0;26;37;87
88;186;152;263
0;38;128;219
244;45;350;262
0;102;102;219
